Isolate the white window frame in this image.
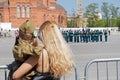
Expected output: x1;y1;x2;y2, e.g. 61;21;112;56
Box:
26;5;30;18
17;5;20;18
21;5;25;18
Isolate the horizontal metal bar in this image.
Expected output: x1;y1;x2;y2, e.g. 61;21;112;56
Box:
84;58;120;80
0;65;8;69
91;58;120;62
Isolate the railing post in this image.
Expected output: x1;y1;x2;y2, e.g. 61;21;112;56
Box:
63;76;65;80
74;66;78;80
116;61;119;80
5;69;7;80
0;65;8;80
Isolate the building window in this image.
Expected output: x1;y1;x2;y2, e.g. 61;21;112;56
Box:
26;5;30;18
58;15;64;23
17;5;20;18
61;16;64;23
21;5;25;18
43;14;46;21
58;15;61;23
0;14;2;22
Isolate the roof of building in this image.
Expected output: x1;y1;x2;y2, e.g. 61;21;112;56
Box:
0;0;66;12
0;0;8;7
49;3;66;11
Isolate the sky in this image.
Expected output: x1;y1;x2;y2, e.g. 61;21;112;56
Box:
57;0;120;15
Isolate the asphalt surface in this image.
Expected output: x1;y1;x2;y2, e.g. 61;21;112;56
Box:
0;31;120;80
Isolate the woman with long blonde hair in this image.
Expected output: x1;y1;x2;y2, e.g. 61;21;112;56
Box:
12;21;73;80
39;21;73;77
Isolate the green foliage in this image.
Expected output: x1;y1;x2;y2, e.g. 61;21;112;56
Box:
117;17;120;31
111;19;117;27
117;17;120;27
84;2;120;27
67;20;77;28
67;2;120;28
95;19;106;27
116;17;120;31
101;2;110;19
67;21;73;28
109;4;119;18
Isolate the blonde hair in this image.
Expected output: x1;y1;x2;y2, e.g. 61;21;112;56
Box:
39;21;73;77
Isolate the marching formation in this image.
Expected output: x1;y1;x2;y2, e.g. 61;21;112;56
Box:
61;29;110;43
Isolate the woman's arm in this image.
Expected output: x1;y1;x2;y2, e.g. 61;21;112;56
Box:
12;55;39;80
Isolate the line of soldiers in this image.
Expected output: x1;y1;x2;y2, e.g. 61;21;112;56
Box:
61;29;109;43
0;29;12;38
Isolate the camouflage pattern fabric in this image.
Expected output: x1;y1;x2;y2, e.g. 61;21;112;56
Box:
13;39;43;62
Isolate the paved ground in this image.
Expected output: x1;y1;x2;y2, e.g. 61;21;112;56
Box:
0;31;120;80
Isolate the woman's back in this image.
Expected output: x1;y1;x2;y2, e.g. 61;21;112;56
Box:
36;49;50;73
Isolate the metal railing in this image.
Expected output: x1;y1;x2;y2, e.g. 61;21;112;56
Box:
0;65;8;80
84;58;120;80
62;65;78;80
1;58;120;80
0;64;78;80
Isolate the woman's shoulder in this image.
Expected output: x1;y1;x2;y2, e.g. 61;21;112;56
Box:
42;48;47;54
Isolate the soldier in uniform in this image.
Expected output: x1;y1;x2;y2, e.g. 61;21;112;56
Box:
96;30;99;42
82;30;86;43
99;30;103;42
62;30;68;42
85;31;89;43
104;30;108;42
73;30;77;43
68;29;73;42
79;31;83;42
90;30;94;42
76;30;80;43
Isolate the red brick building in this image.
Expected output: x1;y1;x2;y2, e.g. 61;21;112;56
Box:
0;0;67;28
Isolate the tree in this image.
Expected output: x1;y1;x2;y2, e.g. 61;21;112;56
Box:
85;3;99;27
101;2;110;27
116;17;120;31
101;2;110;19
109;4;119;19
